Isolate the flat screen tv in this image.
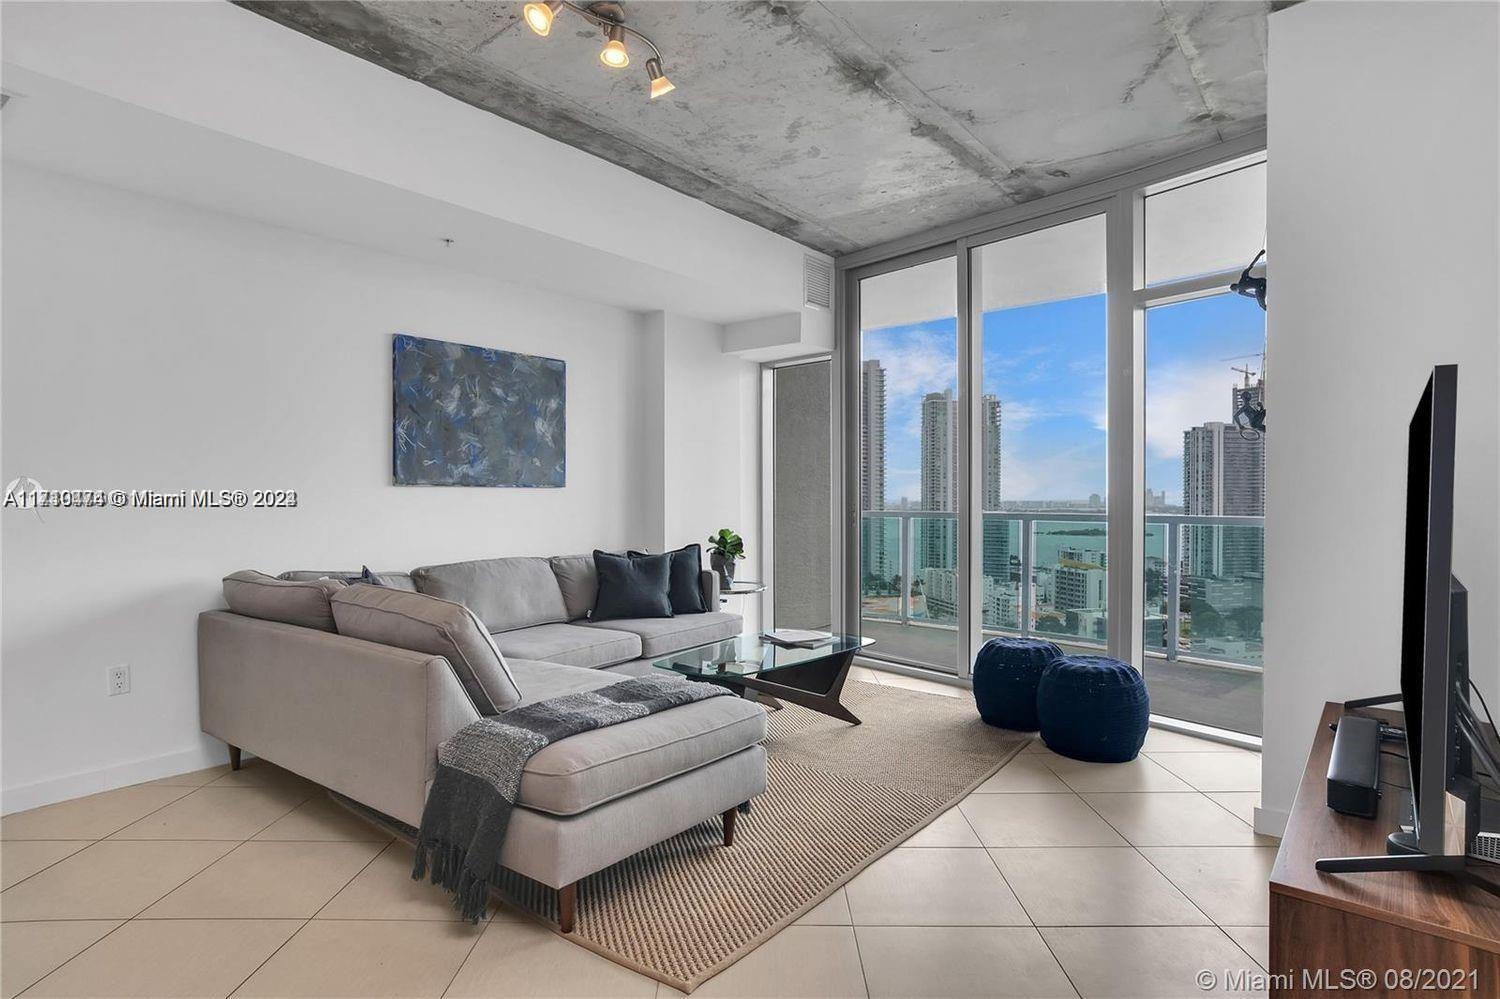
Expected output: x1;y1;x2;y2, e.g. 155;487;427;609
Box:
1319;364;1477;873
1400;364;1467;857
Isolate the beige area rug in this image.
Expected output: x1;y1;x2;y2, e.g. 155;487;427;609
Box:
491;679;1031;993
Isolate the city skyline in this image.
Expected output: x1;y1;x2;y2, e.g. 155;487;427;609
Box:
860;291;1264;509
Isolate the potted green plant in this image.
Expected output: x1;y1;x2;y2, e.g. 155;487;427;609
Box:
706;528;745;587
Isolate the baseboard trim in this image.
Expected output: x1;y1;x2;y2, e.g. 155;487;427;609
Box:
1;742;244;815
1254;804;1289;838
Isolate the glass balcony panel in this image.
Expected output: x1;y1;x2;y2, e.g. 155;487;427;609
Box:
859;513;903;622
980;515;1022;631
858;512;961;673
1029;519;1108;646
1143;521;1168;653
1180;523;1264;666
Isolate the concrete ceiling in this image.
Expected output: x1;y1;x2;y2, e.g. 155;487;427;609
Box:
236;1;1269;255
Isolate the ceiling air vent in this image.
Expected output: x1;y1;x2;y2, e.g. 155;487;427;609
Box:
803;255;833;311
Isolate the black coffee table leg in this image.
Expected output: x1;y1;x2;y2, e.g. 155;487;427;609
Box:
735;647;862;725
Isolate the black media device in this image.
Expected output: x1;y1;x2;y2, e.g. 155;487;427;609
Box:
1326;715;1381;818
1317;364;1497;874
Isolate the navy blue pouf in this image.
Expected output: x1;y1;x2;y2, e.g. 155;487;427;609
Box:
972;637;1063;731
1037;655;1149;763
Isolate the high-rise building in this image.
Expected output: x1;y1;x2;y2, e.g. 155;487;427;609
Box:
1055;566;1107;611
919;390;959;576
860;360;886;513
981;396;1003;511
920;390;958;513
860;360;892;584
919;390;1005;576
923;566;1018;628
980;394;1008;583
1182;374;1266;579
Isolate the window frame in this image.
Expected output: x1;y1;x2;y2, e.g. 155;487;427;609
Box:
835;133;1266;716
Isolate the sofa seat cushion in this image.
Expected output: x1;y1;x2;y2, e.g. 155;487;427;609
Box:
411;557;569;633
581;611;742;658
490;623;641;669
505;661;768;815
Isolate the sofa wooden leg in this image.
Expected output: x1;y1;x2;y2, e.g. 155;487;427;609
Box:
558;882;577;934
722;806;738;847
228;745;241;771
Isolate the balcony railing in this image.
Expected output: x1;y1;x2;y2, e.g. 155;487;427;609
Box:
859;510;1265;671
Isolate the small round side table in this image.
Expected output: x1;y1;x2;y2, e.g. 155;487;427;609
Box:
719;580;766;607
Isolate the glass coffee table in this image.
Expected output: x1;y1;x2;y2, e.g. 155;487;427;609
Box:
653;633;874;725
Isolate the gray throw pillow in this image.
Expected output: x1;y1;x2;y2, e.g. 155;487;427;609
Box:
223;570;344;632
330;585;522;715
549;554;598;621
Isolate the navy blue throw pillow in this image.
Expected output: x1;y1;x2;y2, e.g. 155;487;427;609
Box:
345;565;387;587
629;544;708;615
592;550;673;621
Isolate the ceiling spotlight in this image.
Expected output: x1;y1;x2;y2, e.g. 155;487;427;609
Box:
522;1;561;36
600;24;630;68
520;2;673;98
645;57;675;98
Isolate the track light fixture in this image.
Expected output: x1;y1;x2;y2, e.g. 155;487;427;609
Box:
521;1;674;99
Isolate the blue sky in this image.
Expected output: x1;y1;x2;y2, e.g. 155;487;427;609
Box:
862;292;1264;506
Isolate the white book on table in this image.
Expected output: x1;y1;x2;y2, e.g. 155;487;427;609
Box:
761;629;835;649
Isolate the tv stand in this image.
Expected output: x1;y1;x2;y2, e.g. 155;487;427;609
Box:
1315;827;1468;874
1272;703;1500;995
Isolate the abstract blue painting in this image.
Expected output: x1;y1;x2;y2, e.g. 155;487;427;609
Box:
392;334;565;487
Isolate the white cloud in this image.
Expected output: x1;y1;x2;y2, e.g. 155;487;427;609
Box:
1001;443;1105;502
886;468;920;505
1144;360;1238;461
869;337;958;405
1000;400;1045;431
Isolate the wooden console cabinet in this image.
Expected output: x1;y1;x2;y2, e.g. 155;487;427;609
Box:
1269;702;1500;996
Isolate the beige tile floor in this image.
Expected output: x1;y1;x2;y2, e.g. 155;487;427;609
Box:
2;670;1276;998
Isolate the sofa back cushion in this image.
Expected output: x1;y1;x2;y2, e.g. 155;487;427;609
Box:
330;585;522;715
410;557;568;633
549;555;598;621
223;570;344;632
279;569;417;591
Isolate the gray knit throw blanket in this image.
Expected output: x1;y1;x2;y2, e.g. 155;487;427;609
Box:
412;674;732;921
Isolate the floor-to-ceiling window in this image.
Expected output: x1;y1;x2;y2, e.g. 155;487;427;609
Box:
972;214;1109;653
1140;162;1267;735
839;144;1266;738
855;254;960;672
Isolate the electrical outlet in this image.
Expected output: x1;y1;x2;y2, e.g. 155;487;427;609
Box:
107;664;131;696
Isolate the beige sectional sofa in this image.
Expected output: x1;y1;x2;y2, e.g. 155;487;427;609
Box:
199;553;767;931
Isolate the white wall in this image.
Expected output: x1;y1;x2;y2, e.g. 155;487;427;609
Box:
639;312;764;633
1;1;832;332
0;166;688;809
1260;1;1500;834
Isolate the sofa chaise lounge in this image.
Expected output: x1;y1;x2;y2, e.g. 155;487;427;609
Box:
198;553;768;930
